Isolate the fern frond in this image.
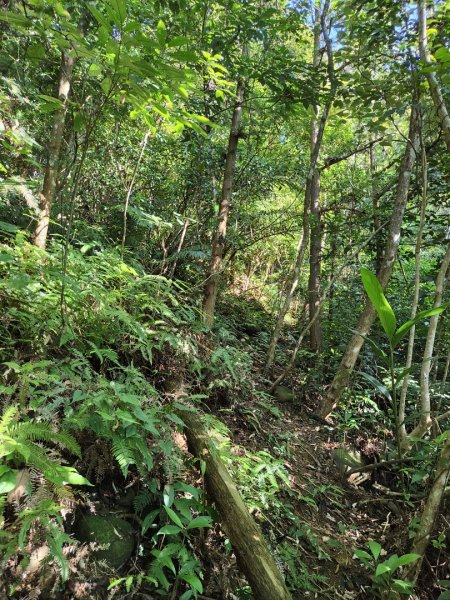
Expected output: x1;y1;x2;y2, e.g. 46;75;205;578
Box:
0;404;18;433
111;434;135;476
11;423;81;457
133;488;154;514
26;445;64;486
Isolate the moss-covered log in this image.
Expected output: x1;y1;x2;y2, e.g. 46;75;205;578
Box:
179;408;292;600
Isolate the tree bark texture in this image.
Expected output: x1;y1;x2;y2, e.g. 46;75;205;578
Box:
308;168;322;352
202;79;245;327
405;243;450;446
316;101;420;419
34;51;75;250
370;143;383;272
179;408;292;600
418;0;450;154
399;125;427;442
403;431;450;585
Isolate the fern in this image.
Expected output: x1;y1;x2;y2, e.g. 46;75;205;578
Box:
133;488;155;514
10;422;81;457
111;434;135;476
0;404;18;434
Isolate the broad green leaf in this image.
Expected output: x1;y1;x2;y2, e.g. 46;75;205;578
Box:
180;573;203;593
360;267;396;340
164;506;183;528
141;509;159;534
392;579;414;594
349;329;387;359
57;466;93;486
354;549;372;561
186;515;212;529
368;541;382;560
375;563;391;577
357;371;392;402
392;306;446;348
157;524;181;535
392;553;421;568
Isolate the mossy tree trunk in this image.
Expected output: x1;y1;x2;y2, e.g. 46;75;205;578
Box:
179;408;292;600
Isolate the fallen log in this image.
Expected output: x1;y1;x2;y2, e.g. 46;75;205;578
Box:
179;407;292;600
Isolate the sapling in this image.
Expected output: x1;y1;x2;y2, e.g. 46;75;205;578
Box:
359;268;445;458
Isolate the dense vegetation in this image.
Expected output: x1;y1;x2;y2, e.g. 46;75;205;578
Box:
0;0;449;598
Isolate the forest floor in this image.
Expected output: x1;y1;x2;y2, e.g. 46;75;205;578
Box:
206;392;419;600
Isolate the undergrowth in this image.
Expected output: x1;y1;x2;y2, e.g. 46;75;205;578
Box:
0;232;325;598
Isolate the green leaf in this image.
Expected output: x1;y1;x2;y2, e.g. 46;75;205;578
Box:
157;20;167;45
360;267;396;340
395;366;414;385
349;329;387;359
125;575;133;593
164;506;183;528
186;515;212;529
357;371;392;402
375;563;391;577
393;553;421;568
56;466;93;486
141;509;159;534
180;573;203;593
392;306;446;348
392;579;415;594
368;541;382;561
157;524;181;535
0;468;17;494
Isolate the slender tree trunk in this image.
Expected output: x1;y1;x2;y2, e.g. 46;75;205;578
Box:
265;198;310;371
399;122;428;442
121;130;151;260
168;219;189;279
370;142;383;272
202;78;245;327
265;2;323;370
403;431;450;586
316;100;420;419
404;243;450;446
34;51;75;249
418;0;450;154
308;168;322;352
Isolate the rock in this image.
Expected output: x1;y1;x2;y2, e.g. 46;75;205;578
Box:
74;514;135;569
273;386;294;403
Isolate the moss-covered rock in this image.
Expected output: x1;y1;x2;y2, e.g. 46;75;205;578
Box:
273;385;294;403
74;514;135;569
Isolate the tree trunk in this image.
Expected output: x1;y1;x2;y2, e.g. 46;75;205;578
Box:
308;169;322;352
404;243;450;446
399;121;428;442
370;142;383;272
179;408;292;600
265;2;323;370
34;51;75;249
265;198;310;371
403;431;450;585
202;78;245;327
418;0;450;154
316;100;420;419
